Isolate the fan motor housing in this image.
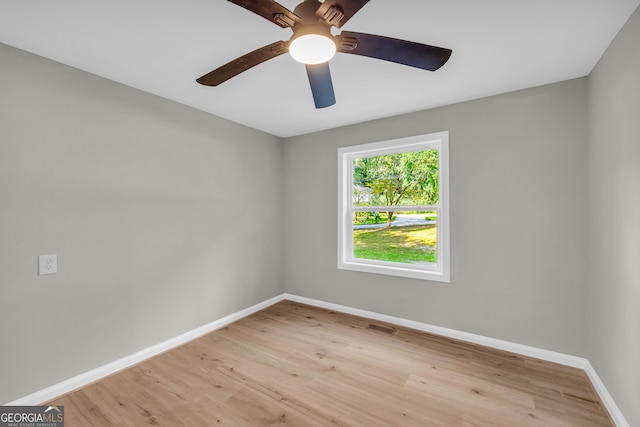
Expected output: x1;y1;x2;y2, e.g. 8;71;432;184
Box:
290;0;335;45
290;23;333;42
293;0;324;24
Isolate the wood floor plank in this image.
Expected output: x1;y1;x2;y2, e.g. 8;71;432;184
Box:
47;300;614;426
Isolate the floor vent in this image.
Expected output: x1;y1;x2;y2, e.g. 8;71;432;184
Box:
368;324;396;334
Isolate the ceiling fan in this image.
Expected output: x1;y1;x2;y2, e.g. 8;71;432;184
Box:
196;0;452;109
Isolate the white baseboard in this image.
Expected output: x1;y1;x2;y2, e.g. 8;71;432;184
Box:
6;292;628;426
5;294;286;406
583;360;630;427
283;293;588;368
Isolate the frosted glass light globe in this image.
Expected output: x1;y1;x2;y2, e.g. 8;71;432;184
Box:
289;34;337;64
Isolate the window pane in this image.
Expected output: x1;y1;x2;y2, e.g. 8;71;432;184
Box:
352;149;439;207
353;212;437;264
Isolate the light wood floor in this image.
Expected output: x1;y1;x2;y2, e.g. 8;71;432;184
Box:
48;300;613;426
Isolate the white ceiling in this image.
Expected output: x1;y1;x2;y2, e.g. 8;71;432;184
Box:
1;1;638;137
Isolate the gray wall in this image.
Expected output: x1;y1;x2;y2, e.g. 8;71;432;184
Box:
588;6;640;426
0;43;284;403
283;78;590;357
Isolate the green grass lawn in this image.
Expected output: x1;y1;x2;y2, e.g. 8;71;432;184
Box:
353;224;437;264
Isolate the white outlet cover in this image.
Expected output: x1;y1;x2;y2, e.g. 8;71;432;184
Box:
38;254;58;275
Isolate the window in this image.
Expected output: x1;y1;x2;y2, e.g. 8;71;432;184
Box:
338;131;450;282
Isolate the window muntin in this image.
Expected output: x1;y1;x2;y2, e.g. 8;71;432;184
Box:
338;132;449;282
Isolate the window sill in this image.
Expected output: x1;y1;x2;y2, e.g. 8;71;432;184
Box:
338;259;450;282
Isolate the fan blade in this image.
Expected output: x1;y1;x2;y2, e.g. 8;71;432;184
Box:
316;0;369;28
227;0;301;28
197;41;288;86
305;63;336;109
337;31;452;71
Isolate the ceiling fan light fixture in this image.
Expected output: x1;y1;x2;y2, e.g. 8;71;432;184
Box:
197;0;452;110
289;34;337;64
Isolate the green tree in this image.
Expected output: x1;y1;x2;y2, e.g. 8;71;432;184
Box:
353;149;438;228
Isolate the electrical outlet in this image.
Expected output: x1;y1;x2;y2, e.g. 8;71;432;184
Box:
39;254;58;275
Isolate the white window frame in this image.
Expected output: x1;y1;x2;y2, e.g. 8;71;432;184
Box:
337;131;450;282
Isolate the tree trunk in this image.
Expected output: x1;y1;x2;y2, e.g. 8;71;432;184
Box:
386;211;393;228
